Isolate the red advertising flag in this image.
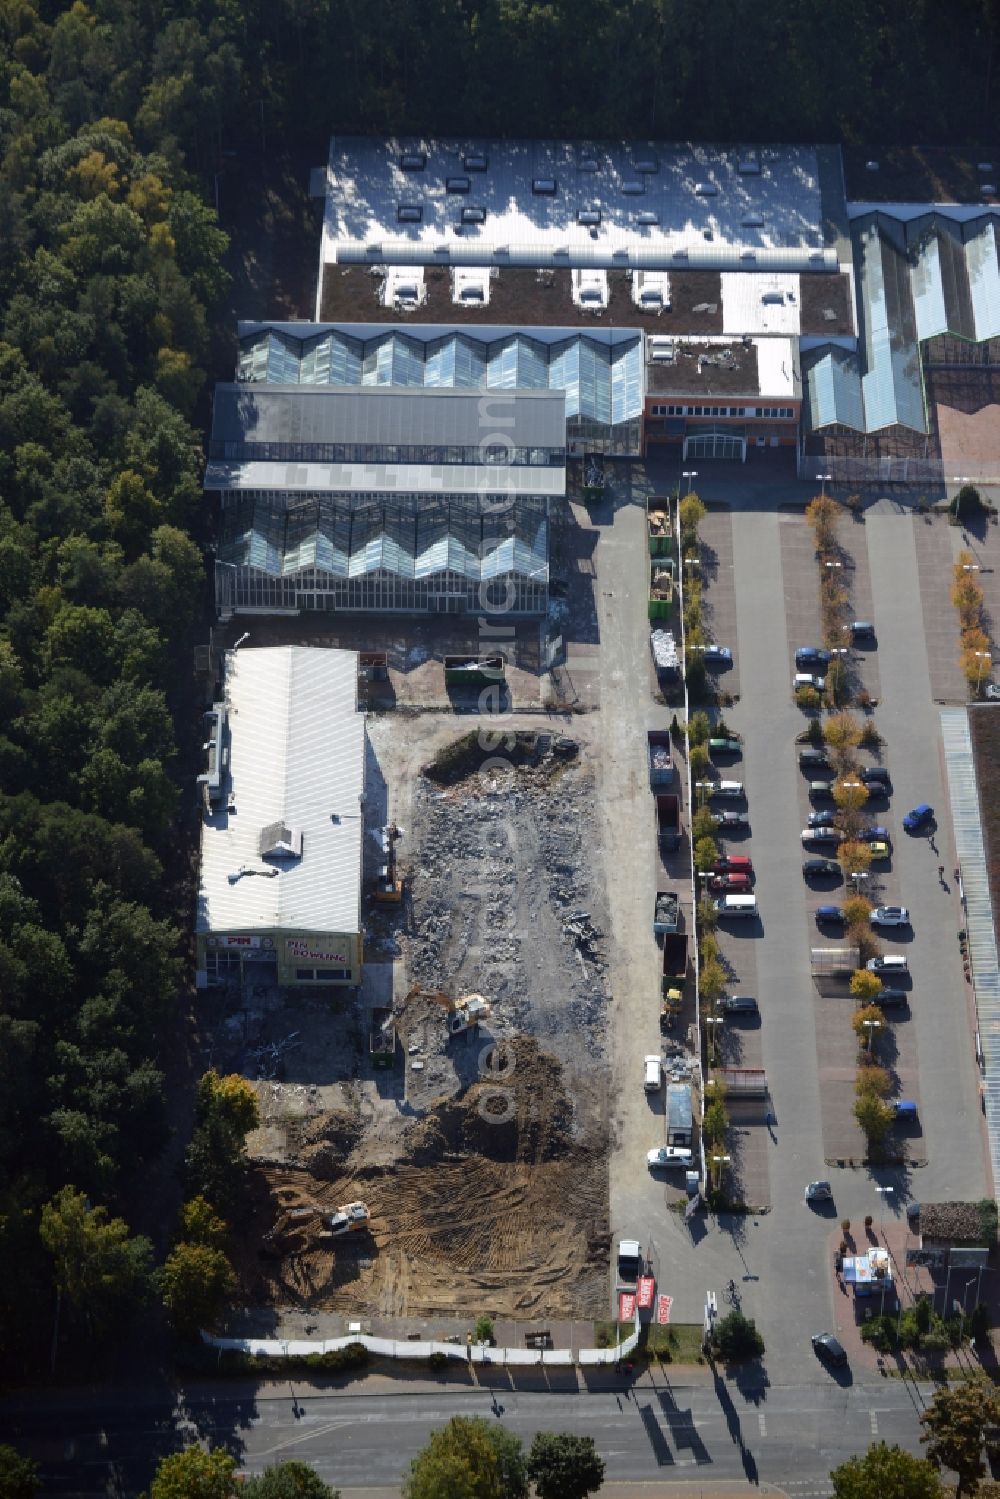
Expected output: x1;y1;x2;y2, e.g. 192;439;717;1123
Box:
636;1274;656;1309
656;1294;673;1325
618;1292;637;1322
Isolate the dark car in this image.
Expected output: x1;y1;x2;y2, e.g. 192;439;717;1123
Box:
903;803;934;833
858;824;890;843
720;995;758;1014
809;781;835;801
873;987;907;1008
808;809;837;828
850;621;876;643
860;766;891;786
815;904;847;926
799;748;832;770
803;858;840;879
716;811;750;830
812;1332;848;1367
796;647;833;668
862;778;890;799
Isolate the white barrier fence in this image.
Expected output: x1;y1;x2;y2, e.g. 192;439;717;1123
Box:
202;1317;641;1368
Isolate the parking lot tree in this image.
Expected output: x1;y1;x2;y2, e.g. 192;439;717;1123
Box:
404;1415;523;1499
824;658;850;708
852;1005;885;1050
685;655;708;701
679;493;706;548
806;496;839;552
699;957;726;1006
697;895;719;934
689;743;711;781
830;1441;943;1499
157;1240;236;1339
692;806;720;842
823;711;863;757
147;1447;240;1499
39;1185;152;1341
703;1094;728;1147
921;1372;1000;1497
686;712;711;747
0;1446;38;1499
694;835;720;872
850;968;883;1002
839;841;873;879
833;778;869;815
527;1434;605;1499
795;685;821;712
854;1090;894;1150
855;1063;891;1098
243;1463;339;1499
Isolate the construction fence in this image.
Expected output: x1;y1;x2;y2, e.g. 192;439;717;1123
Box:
201;1320;641;1368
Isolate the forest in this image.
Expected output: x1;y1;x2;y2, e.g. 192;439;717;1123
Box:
0;0;996;1378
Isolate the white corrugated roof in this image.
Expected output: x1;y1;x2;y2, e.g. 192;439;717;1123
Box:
720;272;801;335
204;460;566;497
754;336;799;399
198;647;364;938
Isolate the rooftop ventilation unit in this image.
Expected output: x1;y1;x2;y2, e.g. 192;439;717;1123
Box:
396;205;422;223
809;250;826;262
433;244;450;256
259;821;303;859
461;205;487;224
621;179;645;196
762;290;785;304
463;152;488;171
648;336;675;362
579;155;600;172
446;176;470;194
612;248;629;260
982;183;997;195
578;209;601;225
694;182;718;195
636;210;659;225
865;160;880;171
633;157;659;173
742;213;764;227
197;703;228;812
740;249;757;260
673;248;689;260
737;153;761;174
494;245;510;256
532;178;557;195
399;152;426;171
554;245;570;257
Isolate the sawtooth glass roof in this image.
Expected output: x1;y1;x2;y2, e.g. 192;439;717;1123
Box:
235;328;644;426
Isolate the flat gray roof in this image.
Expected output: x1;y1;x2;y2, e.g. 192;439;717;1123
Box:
210;385;567;451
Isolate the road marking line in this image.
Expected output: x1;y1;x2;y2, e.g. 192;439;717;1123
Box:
758;1412;767;1437
870;1410;878;1434
252;1417;356;1459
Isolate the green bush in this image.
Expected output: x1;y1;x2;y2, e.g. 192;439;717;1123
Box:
711;1310;765;1361
795;685;822;712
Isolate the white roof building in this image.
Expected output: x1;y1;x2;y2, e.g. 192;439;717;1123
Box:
197;646;365;985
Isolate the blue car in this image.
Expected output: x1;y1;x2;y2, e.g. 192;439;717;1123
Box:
815;905;847;926
808;809;837;828
858;825;890;842
902;803;934;833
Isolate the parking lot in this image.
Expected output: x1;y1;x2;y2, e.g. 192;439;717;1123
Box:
602;475;994;1382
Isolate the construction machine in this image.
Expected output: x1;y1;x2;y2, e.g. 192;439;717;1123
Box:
373;823;404;904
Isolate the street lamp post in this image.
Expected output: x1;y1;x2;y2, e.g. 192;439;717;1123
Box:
704;1015;722;1067
680;468;698;501
710;1153;731;1191
875;1185;894;1239
862;1018;882;1054
818;472;833;500
973;650;992;694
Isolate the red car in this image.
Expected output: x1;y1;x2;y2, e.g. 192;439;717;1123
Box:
707;872;753;893
712;855;753;876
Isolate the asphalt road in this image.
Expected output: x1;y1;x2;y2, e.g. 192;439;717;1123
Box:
0;1375;938;1497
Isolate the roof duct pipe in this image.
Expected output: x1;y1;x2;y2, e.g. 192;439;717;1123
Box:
341;242;839;273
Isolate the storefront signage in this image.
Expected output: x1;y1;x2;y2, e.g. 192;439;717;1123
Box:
220;934;261;948
636;1275;656;1310
656;1294;673;1325
618;1292;636;1322
286;938;350;965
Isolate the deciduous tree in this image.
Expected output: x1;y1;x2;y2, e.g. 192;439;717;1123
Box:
831;1441;942;1499
527;1434;606;1499
39;1186;152;1338
921;1373;1000;1496
147;1447;239;1499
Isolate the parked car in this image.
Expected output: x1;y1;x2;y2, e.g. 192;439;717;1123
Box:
795;672;826;691
815;905;847;926
803;858;840;878
870;905;910;927
868;840;891;861
799;748;832;769
986;683;1000;701
812;1332;848;1367
694;644;733;665
805;1181;833;1202
808;809;837;828
858;824;890;843
707;872;753;893
850;621;876;643
647;1145;693;1169
809;781;835;800
713;855;753;875
796;647;833;668
867;954;908;974
716;810;750;829
862;777;891;798
617;1238;642;1282
860;766;890;785
891;1100;918;1119
695;779;745;799
709;736;741;754
644;1055;664;1091
903;802;934;832
720;994;758;1014
801;827;842;844
872;987;907;1008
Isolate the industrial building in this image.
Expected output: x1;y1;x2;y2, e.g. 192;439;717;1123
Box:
195;645;366;989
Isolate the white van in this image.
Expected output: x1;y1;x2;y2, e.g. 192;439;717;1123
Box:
715;894;757;919
866;954;908;974
644;1054;664;1091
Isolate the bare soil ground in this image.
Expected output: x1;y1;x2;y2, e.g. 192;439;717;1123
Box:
228;725;613;1321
